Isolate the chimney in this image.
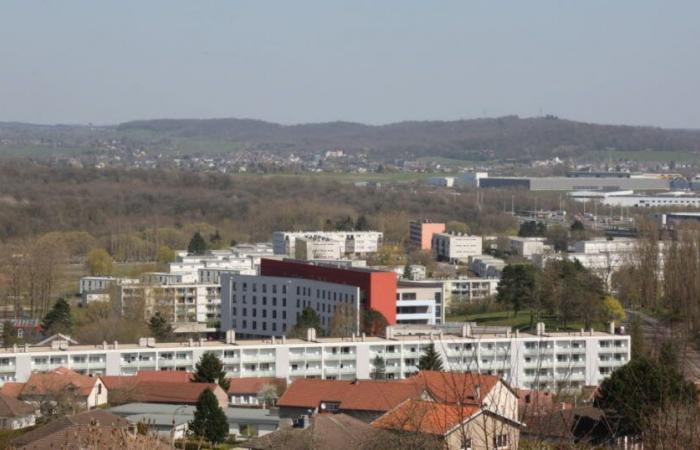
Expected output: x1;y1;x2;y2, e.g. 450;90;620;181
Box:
465;323;472;338
361;332;366;342
271;336;276;344
138;337;148;347
536;322;545;336
188;338;193;347
515;329;520;338
23;343;28;352
306;328;316;342
114;340;119;349
475;384;481;401
225;330;236;344
385;327;393;340
609;321;615;335
12;344;17;353
282;336;286;344
199;338;206;347
102;341;108;350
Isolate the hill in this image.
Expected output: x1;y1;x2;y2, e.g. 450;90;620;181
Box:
2;116;700;161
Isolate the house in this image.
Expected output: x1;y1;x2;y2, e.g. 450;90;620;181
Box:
241;413;379;450
277;378;422;422
228;377;287;408
409;370;520;422
10;409;170;449
108;402;286;440
373;398;521;450
101;372;228;409
0;393;36;430
0;319;42;343
521;406;616;447
1;367;107;410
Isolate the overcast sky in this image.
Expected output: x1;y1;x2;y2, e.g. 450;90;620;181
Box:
1;0;698;128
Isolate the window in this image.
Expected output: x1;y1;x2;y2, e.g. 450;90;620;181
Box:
98;383;102;395
272;297;277;306
461;437;472;450
493;434;508;448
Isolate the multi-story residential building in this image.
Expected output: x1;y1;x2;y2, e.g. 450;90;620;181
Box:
294;236;343;261
442;277;499;305
508;237;546;258
272;231;383;258
220;274;362;337
469;255;506;278
396;281;444;325
79;277;118;295
0;324;630;393
432;232;482;263
409;220;445;250
258;259;397;325
118;283;221;326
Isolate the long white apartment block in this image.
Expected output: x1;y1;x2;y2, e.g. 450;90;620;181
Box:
272;231;383;258
0;324;630;392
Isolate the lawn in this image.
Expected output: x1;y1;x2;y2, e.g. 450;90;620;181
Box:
446;310;607;333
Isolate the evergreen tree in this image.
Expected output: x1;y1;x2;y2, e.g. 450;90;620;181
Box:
189;389;229;444
497;264;538;316
192;352;230;390
41;298;73;335
402;263;412;280
148;311;173;340
355;215;370;231
187;232;207;255
1;321;18;347
595;356;697;435
371;355;386;380
290;307;322;338
418;343;444;371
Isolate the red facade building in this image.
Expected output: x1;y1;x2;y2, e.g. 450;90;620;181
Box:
260;259;397;325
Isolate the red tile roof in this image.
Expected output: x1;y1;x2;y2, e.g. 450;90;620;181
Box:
0;382;26;398
228;377;286;395
406;370;503;405
136;370;193;383
128;381;221;404
0;393;34;418
278;379;422;412
19;367;100;398
372;399;481;436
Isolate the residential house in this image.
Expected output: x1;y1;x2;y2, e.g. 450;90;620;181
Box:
373;398;521;450
10;409;169;449
228;377;287;408
0;367;107;410
0;393;36;430
241;413;379;450
277;378;422;422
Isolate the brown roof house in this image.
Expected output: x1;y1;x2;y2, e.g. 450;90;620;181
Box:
370;371;523;450
241;413;379;450
228;377;287;408
101;370;228;409
10;409;170;450
1;367;108;412
0;393;36;430
277;378;422;422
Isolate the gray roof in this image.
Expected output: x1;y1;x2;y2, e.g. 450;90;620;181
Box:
108;403;284;426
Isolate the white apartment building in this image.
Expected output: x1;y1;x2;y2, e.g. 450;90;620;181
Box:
272;231;383;258
294;236;343;261
0;324;630;392
79;277;118;295
469;255;506;278
432;232;483;263
600;193;700;208
396;281;444;325
118;283;221;325
220;274;362;338
443;277;500;305
508;237;545;258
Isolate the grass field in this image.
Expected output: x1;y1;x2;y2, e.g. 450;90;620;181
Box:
446;310;607;333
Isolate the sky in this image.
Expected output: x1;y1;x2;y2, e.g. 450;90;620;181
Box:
0;0;699;128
